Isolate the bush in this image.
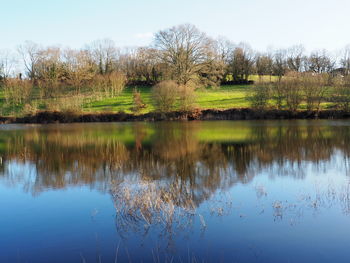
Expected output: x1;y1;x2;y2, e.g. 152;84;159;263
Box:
270;81;285;110
44;95;83;113
152;80;179;112
272;72;303;112
334;75;350;111
131;88;146;113
301;73;328;112
247;82;271;110
3;78;32;105
178;84;196;111
92;72;126;98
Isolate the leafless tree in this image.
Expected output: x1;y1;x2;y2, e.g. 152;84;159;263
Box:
306;50;335;73
35;46;65;98
340;45;350;75
228;43;255;82
300;73;328;112
17;41;41;80
0;50;17;80
63;48;95;94
273;49;287;81
154;24;214;87
286;45;305;72
86;39;119;75
255;53;273;80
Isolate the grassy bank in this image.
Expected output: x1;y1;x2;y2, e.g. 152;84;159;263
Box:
83;85;250;114
2;108;350;124
0;75;339;117
0;85;252;116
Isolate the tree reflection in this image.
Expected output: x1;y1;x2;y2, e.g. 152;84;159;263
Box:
1;121;350;235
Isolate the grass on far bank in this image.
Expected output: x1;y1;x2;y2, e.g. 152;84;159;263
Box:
0;76;338;117
82;85;251;114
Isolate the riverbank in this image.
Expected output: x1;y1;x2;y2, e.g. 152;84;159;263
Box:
1;108;350;124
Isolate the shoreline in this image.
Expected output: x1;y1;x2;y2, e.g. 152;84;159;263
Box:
1;109;350;124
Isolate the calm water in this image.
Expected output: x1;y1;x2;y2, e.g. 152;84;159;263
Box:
1;120;350;263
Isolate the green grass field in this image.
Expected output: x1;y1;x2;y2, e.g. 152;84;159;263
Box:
83;85;251;114
0;77;338;116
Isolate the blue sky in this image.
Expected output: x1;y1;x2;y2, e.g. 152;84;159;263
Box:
2;0;350;52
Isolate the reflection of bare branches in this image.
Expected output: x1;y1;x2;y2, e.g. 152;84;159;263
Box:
110;178;197;244
270;179;350;223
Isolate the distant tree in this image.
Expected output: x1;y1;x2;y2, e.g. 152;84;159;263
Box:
86;39;119;75
306;50;335;73
228;43;255;82
286;45;305;72
340;45;350;75
35;46;65;98
255;53;273;80
17;41;41;81
273;49;287;81
0;50;16;81
214;37;235;81
154;24;214;87
63;49;95;94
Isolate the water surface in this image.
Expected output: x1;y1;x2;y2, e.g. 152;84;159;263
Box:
1;120;350;262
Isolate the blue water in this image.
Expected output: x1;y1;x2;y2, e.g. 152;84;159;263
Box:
1;121;350;262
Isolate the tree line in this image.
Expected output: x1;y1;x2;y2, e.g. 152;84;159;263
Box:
1;24;350;113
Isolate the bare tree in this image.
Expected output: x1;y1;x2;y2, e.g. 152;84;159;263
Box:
86;39;119;75
214;37;235;64
35;46;65;98
300;73;328;112
63;48;95;94
154;24;214;87
340;45;350;75
18;41;42;81
286;45;305;72
307;50;335;73
273;49;287;81
228;43;255;82
0;50;17;80
255;53;273;80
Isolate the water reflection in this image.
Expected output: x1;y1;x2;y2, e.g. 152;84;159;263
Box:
1;121;350;193
2;121;350;262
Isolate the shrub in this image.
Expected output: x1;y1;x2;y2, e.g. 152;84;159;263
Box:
178;84;196;111
280;72;303;112
92;72;126;98
152;80;179;112
131;88;146;113
3;78;32;105
334;75;350;111
301;73;328;112
247;82;271;110
270;81;285;110
44;95;83;113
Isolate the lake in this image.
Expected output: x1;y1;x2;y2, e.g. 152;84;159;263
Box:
1;120;350;263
